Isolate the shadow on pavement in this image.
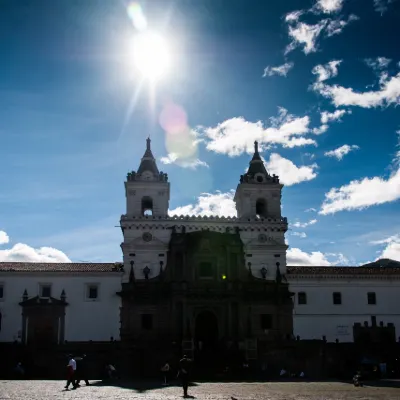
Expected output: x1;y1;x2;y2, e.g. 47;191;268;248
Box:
358;380;400;389
89;380;198;393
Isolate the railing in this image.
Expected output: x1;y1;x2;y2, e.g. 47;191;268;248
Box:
120;214;288;224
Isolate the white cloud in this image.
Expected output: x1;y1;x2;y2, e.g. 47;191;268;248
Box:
285;10;305;23
320;167;400;214
370;234;400;245
169;190;237;217
160;153;209;169
287;247;332;265
314;0;344;13
381;241;400;261
311;109;350;135
292;232;307;238
285;20;328;54
0;243;71;262
313;71;400;108
305;207;317;212
312;124;329;134
374;0;396;14
325;14;359;37
263;62;294;77
292;219;318;228
371;234;400;261
287;247;348;265
320;109;350;123
199;107;316;157
265;153;318;186
0;230;9;245
312;60;342;82
324;144;359;160
285;11;357;55
365;56;392;70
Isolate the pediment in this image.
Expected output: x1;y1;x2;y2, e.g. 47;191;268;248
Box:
19;296;68;307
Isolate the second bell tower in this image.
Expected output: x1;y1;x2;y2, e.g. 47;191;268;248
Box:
234;141;283;219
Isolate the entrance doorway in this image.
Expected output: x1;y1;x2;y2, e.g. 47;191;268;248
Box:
195;311;220;373
195;310;219;351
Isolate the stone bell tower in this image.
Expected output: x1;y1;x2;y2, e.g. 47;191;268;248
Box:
124;137;170;217
120;138;171;283
234;141;288;279
234;141;283;220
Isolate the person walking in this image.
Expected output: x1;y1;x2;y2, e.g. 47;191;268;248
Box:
161;361;170;386
65;355;77;390
75;354;90;386
178;355;192;398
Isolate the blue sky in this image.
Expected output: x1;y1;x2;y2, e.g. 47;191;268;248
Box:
0;0;399;265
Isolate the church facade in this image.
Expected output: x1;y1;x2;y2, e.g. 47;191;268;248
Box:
118;139;293;366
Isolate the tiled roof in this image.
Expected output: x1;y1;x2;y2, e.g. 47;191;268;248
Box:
0;262;123;273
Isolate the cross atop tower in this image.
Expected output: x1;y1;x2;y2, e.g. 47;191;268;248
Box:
146;136;151;151
254;140;259;155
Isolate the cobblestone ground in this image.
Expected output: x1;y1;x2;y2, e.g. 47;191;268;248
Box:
0;380;399;400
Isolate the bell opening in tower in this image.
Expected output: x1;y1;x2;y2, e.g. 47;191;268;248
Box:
141;196;153;216
256;198;268;218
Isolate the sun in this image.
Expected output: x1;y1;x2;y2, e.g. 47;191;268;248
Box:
131;31;171;81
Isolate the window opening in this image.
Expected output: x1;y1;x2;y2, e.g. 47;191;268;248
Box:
255;198;267;217
40;285;52;298
199;262;213;278
141;196;153;216
333;292;342;305
141;314;153;330
298;292;307;305
87;285;98;300
260;314;272;330
367;292;376;305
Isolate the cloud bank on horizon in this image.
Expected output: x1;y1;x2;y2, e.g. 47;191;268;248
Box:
0;230;71;263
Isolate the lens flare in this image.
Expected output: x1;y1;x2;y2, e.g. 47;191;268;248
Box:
160;102;200;165
159;103;188;135
127;2;147;31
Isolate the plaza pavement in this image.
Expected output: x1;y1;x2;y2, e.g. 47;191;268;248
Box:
0;380;399;399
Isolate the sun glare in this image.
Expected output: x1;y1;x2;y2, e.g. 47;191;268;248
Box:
131;31;171;81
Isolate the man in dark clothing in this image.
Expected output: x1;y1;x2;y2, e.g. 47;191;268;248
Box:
178;355;192;397
75;354;90;386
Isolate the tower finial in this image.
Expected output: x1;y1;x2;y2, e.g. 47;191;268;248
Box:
254;140;259;154
146;137;151;151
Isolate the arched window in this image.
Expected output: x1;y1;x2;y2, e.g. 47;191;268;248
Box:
256;198;267;218
141;196;153;216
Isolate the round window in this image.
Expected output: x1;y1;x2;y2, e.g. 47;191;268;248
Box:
142;232;153;242
256;175;264;183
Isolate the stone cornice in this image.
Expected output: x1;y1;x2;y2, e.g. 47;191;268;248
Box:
120;214;288;232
